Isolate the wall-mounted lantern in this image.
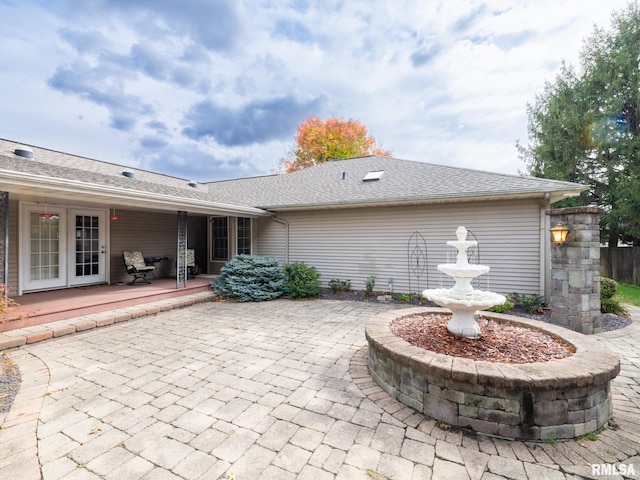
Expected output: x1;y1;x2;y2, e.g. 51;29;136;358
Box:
550;223;570;245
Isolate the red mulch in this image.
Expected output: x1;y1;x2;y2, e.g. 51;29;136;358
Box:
390;313;575;364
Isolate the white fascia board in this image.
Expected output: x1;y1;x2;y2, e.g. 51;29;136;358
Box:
0;170;269;217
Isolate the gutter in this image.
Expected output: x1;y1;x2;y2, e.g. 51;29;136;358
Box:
271;215;290;263
541;193;551;299
258;189;587;212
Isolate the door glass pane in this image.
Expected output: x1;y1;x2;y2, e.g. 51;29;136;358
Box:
29;212;61;282
75;214;100;277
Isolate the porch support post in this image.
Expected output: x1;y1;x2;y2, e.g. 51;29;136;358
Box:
177;211;188;289
548;206;603;334
0;192;7;293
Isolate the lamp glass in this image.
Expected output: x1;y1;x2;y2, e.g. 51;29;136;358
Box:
550;224;569;244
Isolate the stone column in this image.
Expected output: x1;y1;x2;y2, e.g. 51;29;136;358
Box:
548;206;603;334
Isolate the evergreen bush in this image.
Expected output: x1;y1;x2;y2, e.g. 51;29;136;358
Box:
283;262;321;299
600;277;627;315
212;255;284;302
600;277;618;299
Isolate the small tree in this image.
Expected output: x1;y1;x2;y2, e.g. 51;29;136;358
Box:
279;116;392;173
212;255;284;302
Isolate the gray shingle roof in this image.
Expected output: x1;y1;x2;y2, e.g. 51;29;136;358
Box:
1;138;586;212
0;138;204;197
206;156;586;209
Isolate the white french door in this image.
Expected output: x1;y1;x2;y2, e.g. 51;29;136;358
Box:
69;209;107;286
21;205;107;292
22;206;67;291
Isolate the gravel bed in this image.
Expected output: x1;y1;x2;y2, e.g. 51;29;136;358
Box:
0;353;21;414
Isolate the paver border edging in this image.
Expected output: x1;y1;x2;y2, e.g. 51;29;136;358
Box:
365;307;621;441
0;291;216;351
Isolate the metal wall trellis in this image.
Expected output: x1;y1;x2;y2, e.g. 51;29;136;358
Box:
407;231;428;293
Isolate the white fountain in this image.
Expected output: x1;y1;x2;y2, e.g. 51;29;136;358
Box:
423;226;506;338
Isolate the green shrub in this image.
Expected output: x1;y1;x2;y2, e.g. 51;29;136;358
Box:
283;262;321;299
487;300;515;314
391;293;413;302
509;293;545;314
601;296;628;315
329;278;351;293
599;277;627;315
364;276;376;297
212;255;284;302
600;277;618;299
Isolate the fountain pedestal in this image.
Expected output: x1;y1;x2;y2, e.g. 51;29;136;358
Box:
423;226;505;338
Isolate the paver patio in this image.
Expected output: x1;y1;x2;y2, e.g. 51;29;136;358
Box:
1;298;639;479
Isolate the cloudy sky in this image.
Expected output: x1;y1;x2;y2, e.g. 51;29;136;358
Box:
0;0;630;181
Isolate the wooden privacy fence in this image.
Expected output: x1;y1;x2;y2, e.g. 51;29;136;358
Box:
600;247;640;285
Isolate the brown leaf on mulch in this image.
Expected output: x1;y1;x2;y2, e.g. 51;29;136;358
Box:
391;313;574;364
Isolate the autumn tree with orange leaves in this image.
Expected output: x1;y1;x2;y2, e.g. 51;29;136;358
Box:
279;116;392;173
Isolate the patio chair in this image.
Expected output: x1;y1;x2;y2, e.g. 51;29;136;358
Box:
123;251;155;285
187;249;198;279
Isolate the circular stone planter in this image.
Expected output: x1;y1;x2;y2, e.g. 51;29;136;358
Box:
365;307;620;441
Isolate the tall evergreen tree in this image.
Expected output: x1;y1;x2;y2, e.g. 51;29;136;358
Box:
521;3;640;245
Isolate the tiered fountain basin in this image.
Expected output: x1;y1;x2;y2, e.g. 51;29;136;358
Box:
366;307;620;441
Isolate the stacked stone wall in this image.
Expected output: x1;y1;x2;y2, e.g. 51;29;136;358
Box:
549;206;603;334
366;308;620;441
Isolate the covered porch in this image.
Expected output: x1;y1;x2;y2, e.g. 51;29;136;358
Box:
4;276;213;332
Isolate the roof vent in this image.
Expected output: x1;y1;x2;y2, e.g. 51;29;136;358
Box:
188;180;198;188
122;169;135;179
14;146;34;159
363;170;384;182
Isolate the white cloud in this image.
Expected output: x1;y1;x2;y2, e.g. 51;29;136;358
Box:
0;0;632;180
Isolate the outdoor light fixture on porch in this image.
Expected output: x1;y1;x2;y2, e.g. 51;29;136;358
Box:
550;223;570;245
39;201;54;219
109;209;120;220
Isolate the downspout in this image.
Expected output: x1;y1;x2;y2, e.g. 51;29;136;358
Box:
540;193;551;299
271;215;289;263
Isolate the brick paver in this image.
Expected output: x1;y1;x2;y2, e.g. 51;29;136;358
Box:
1;299;640;479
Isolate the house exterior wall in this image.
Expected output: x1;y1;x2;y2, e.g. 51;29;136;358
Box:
5;204;210;295
257;199;544;296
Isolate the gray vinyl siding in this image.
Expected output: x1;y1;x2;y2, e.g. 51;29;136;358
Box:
109;210;205;283
257;199;542;296
256;216;287;264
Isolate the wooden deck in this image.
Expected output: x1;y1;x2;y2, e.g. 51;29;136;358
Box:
4;277;214;332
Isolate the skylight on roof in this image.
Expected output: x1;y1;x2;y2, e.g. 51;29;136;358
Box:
363;170;384;182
